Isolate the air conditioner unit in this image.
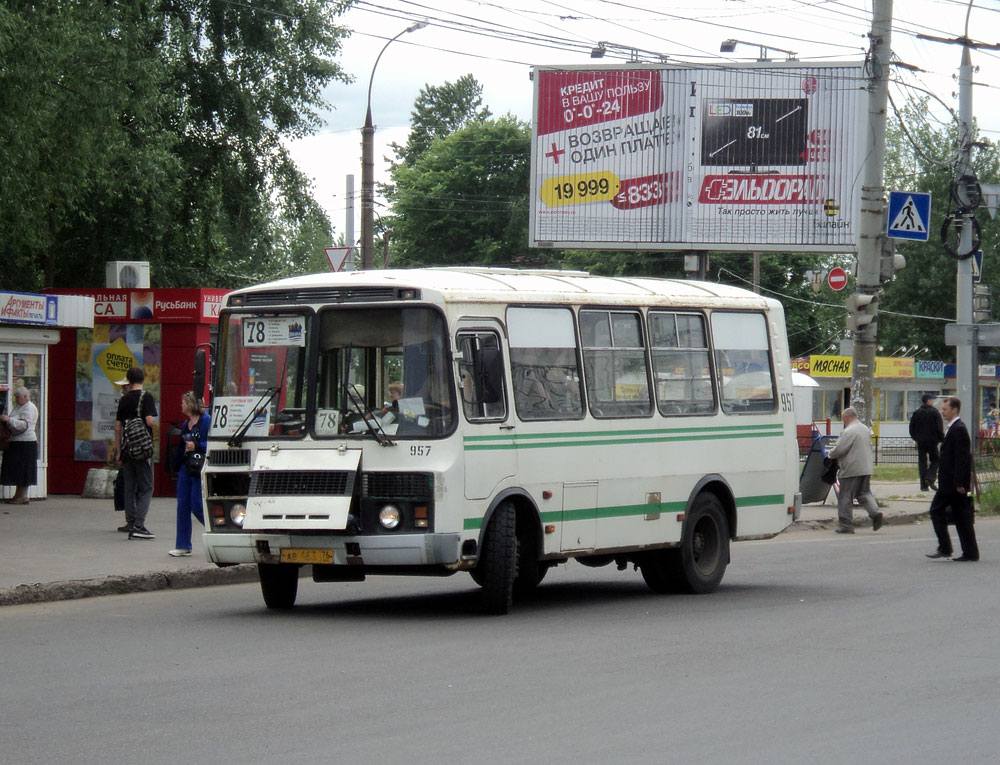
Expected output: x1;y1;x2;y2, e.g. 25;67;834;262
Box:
106;261;150;289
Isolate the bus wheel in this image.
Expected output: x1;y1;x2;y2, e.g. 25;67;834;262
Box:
258;563;299;609
480;502;517;614
677;492;729;593
514;558;550;597
640;493;729;594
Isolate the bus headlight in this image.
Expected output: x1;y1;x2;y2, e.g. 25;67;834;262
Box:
379;504;402;530
230;503;246;526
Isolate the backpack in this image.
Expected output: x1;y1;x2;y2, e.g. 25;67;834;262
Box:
123;390;154;460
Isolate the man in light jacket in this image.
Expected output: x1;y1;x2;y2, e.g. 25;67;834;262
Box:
828;407;884;534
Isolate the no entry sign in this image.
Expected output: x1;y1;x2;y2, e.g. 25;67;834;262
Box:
827;267;848;291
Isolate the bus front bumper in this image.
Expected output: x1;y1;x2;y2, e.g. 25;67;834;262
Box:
203;531;462;568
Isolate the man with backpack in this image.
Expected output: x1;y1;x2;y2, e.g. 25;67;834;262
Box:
114;366;158;540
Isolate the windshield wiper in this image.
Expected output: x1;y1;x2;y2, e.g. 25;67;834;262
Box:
229;386;280;447
348;383;395;447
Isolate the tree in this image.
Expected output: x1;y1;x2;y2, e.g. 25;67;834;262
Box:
388;116;530;266
390;74;492;170
0;0;351;291
876;97;1000;359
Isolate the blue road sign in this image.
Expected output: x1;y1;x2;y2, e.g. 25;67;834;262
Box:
887;191;931;241
972;249;983;283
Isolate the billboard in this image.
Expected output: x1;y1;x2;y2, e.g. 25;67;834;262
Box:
530;62;865;252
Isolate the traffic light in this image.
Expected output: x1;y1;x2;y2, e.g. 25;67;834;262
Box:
845;293;878;333
879;235;906;283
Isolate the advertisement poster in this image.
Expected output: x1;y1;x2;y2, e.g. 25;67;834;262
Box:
74;324;162;462
530;62;864;252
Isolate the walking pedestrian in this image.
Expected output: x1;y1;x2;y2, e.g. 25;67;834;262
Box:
926;396;979;561
114;366;158;540
170;391;209;557
0;387;39;504
909;393;944;491
827;406;884;534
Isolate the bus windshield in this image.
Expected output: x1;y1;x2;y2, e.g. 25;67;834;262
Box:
315;306;455;438
214;313;310;439
212;306;455;440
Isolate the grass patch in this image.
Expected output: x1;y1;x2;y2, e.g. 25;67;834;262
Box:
872;465;919;482
975;484;1000;516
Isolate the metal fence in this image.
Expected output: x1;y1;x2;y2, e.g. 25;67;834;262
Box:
976;438;1000;490
871;437;915;465
870;436;1000;490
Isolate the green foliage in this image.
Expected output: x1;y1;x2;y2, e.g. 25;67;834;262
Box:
390;74;492;170
388;116;531;266
0;0;350;290
877;97;1000;359
974;483;1000;516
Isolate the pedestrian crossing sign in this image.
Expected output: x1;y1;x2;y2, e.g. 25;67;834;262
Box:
886;191;931;241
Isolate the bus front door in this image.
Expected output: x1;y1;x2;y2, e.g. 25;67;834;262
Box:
457;323;516;500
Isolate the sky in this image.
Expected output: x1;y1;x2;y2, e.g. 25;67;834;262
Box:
282;0;1000;244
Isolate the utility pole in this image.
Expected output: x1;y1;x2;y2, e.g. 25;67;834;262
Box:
345;174;356;271
957;42;976;453
360;22;426;271
917;18;1000;455
848;0;892;426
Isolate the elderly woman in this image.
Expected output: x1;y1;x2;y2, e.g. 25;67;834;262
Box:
0;387;39;504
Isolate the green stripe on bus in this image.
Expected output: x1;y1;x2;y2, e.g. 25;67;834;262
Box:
464;494;784;530
463;423;782;444
464;428;784;451
735;493;785;508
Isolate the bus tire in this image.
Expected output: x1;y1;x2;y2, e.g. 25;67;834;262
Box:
258;563;299;609
513;558;550;597
677;492;729;593
480;502;517;614
640;493;729;594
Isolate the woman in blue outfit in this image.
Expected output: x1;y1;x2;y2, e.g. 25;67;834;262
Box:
170;391;210;557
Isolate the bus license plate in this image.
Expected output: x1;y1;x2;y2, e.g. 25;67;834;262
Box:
280;548;334;564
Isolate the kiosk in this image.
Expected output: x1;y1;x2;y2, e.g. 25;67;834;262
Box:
0;291;94;499
45;288;229;496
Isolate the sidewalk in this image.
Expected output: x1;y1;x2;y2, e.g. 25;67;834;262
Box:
795;479;932;529
0;495;257;606
0;482;932;607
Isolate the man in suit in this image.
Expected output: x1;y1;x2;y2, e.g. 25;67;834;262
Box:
909;393;944;491
926;396;979;561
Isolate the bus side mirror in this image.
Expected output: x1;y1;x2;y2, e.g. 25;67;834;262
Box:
193;347;208;403
475;347;503;404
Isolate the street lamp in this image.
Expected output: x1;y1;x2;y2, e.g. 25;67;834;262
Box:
361;21;427;271
720;38;797;61
589;40;669;63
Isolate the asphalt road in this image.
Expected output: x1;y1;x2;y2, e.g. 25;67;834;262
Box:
2;520;997;764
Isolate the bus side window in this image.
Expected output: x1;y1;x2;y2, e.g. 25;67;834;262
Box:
457;332;507;422
711;311;776;414
581;309;652;418
507;307;584;421
649;311;715;416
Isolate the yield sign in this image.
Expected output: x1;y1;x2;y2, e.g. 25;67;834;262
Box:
827;266;848;291
324;246;353;272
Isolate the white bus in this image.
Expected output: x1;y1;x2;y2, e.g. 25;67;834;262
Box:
202;267;801;613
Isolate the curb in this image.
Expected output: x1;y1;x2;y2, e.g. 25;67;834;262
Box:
791;510;926;532
0;564;259;607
